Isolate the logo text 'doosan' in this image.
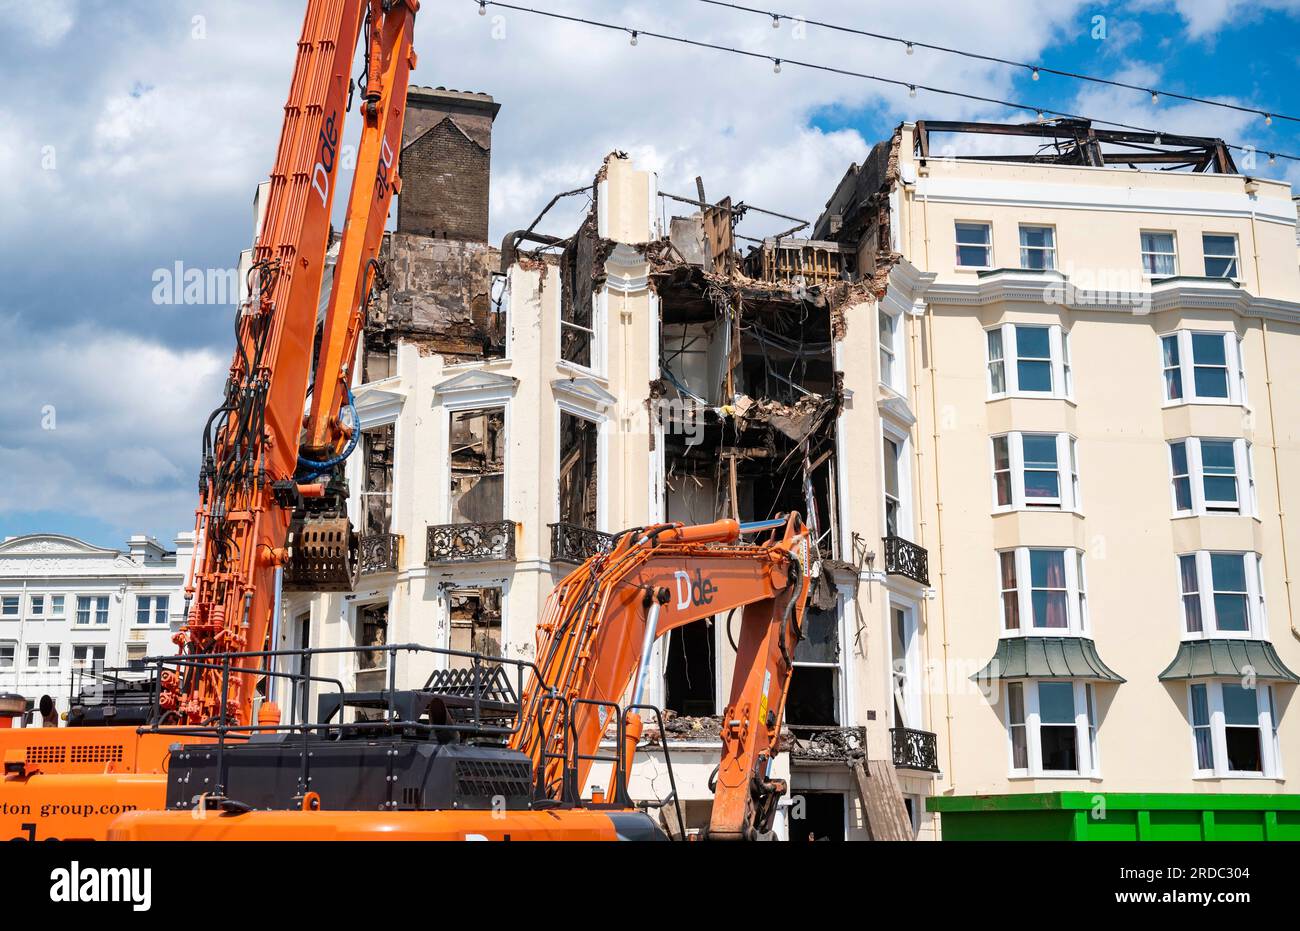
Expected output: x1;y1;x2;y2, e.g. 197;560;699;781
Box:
49;861;151;912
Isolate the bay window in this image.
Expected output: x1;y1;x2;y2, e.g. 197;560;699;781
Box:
1160;330;1246;405
1005;680;1100;777
1187;682;1281;778
991;433;1082;511
1168;438;1255;516
997;547;1088;635
986;323;1072;398
1177;551;1266;638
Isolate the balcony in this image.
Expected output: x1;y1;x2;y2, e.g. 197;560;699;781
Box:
884;534;929;586
359;533;401;575
890;726;939;772
549;522;616;565
787;724;867;764
426;521;515;565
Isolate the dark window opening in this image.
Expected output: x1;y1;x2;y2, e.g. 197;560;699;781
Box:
356;602;389;694
1225;727;1263;772
785;666;838;727
449;586;503;668
361;424;394;535
790;792;845;842
450;408;505;523
664;619;716;716
362;332;398;383
560;233;596;368
794;606;839;665
1038;725;1078;772
559;412;599;528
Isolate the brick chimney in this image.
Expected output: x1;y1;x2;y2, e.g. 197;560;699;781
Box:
397;86;500;243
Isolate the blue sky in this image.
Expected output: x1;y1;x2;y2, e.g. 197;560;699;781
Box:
1;0;1298;549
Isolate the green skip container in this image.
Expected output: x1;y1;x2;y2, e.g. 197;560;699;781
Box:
927;792;1300;841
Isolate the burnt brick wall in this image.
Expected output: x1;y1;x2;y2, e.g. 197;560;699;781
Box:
397;88;499;243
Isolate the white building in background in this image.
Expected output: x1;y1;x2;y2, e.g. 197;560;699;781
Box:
0;533;194;717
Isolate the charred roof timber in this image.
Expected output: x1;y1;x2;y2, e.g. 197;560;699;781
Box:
914;118;1239;173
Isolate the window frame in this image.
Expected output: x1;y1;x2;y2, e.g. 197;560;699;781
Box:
0;595;18;618
0;642;14;669
881;424;914;539
1168;437;1255;517
1140;229;1178;277
134;594;170;628
996;547;1089;636
985;323;1073;399
1202;233;1241;280
1186;681;1281;779
1005;679;1100;778
48;595;65;619
1018;224;1057;271
25;643;40;670
955;221;993;269
75;595;111;627
990;432;1082;512
71;644;107;671
46;644;61;669
1159;330;1247;406
1176;551;1268;640
877;304;907;393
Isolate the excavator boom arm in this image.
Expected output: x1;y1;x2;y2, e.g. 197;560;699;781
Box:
511;515;812;840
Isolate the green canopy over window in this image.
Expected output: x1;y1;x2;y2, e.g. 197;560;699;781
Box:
1158;639;1298;683
972;637;1125;684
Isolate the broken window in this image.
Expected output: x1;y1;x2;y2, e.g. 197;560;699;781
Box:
450;408;505;523
361;424;395;535
560;239;595;369
356;602;389;673
785;665;839;728
362;332;398;383
558;411;599;528
664;619;716;716
447;586;503;668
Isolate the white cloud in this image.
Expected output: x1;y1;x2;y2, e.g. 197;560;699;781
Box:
0;0;77;46
1130;0;1300;39
0;320;224;535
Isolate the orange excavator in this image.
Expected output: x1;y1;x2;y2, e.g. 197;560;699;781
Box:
0;0;419;841
108;514;811;841
2;0;816;842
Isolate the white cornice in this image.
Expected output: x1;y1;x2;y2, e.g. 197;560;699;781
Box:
433;369;519;404
882;259;938;316
604;242;650;293
922;270;1300;323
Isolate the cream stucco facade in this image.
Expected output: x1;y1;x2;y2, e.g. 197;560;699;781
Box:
874;125;1300;818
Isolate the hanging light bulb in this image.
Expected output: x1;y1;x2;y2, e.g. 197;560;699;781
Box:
1154;134;1162;145
630;30;638;46
1269;152;1277;165
1031;67;1040;81
909;85;917;98
478;0;486;14
772;14;781;28
1035;110;1045;121
774;58;782;74
1264;113;1273;126
1150;90;1159;104
905;42;914;55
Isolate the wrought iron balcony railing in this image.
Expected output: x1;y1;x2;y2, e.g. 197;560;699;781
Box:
884;534;929;586
359;533;401;575
549;521;616;565
787;724;867;764
426;520;516;565
890;726;939;772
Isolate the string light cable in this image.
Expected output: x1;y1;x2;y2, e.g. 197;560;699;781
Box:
468;0;1299;165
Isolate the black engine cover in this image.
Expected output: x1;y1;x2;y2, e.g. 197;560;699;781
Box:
165;735;534;813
